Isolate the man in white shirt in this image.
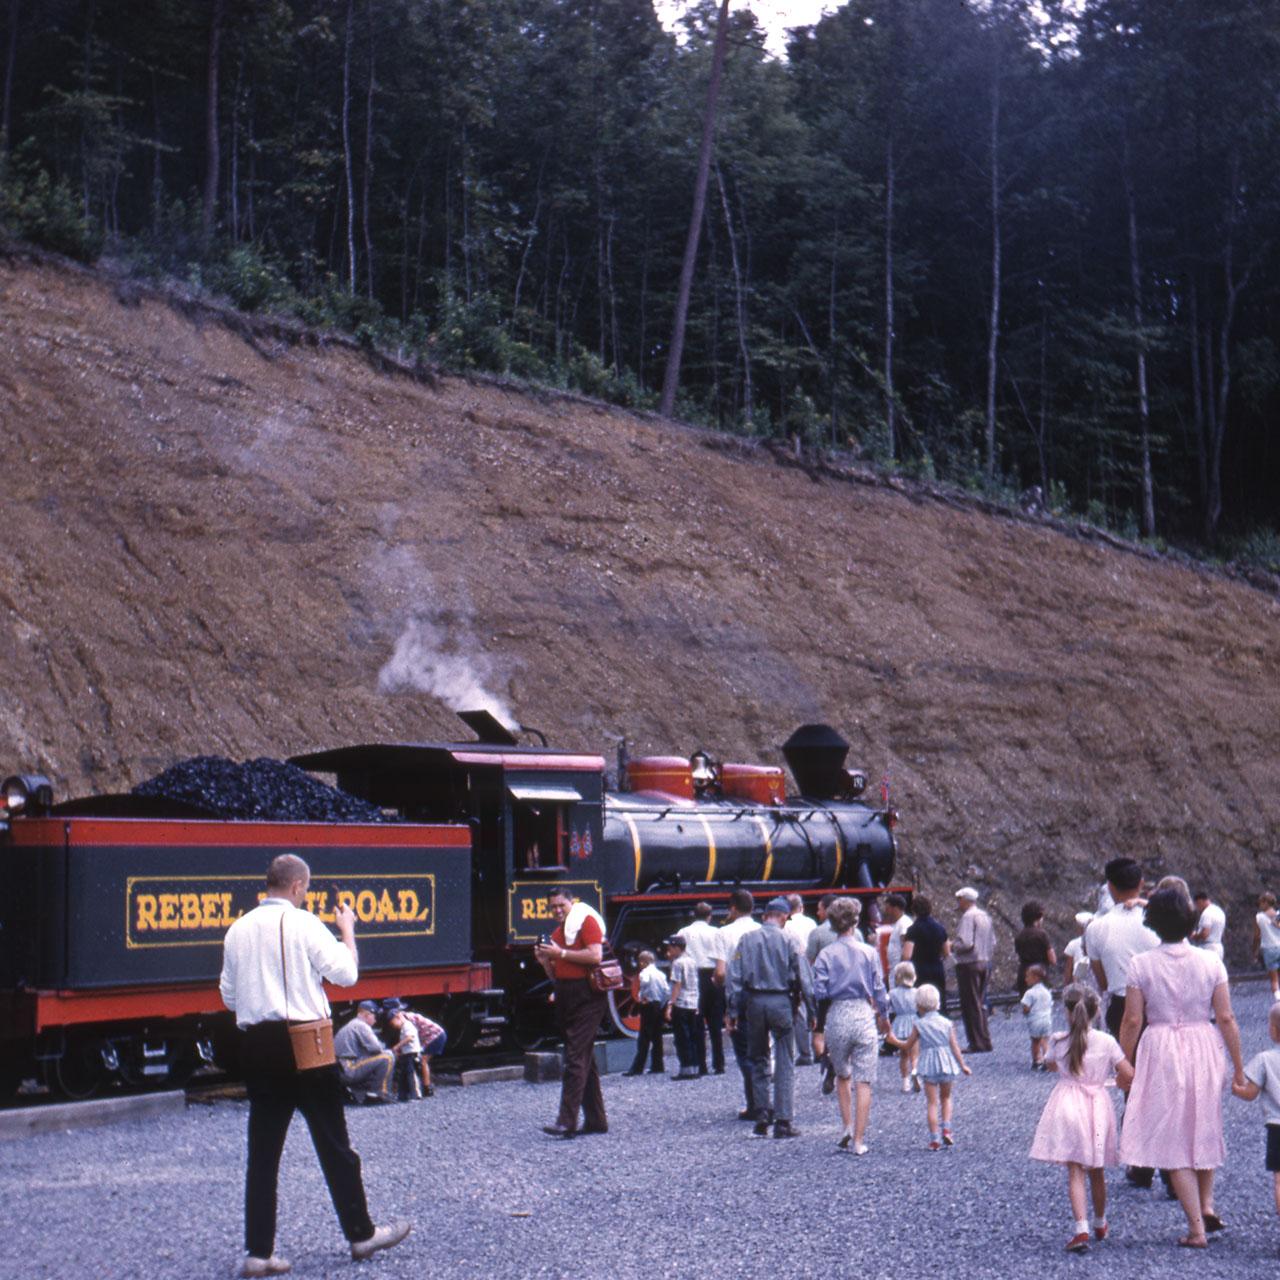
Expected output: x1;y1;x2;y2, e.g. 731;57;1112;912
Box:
677;901;726;1075
785;894;818;1064
220;854;410;1277
1085;857;1159;1038
716;888;764;1120
1191;890;1227;960
882;894;914;976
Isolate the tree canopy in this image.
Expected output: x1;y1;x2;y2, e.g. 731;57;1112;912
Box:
1;0;1276;555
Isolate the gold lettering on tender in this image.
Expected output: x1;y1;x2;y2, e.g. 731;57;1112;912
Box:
317;891;335;924
136;894;159;931
397;890;418;920
355;889;377;922
200;893;223;928
337;890;356;912
376;889;395;921
179;894;201;927
223;893;236;924
521;898;535;920
158;894;180;928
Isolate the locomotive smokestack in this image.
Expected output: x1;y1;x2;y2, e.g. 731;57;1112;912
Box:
781;723;850;799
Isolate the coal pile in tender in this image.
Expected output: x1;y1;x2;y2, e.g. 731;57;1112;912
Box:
132;756;391;823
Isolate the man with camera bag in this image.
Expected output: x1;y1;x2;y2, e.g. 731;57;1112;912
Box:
220;854;410;1277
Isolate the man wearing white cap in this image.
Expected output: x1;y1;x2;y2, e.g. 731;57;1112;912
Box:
1063;911;1095;987
952;887;995;1053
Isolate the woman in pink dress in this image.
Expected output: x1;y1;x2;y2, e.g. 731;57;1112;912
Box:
1118;887;1246;1248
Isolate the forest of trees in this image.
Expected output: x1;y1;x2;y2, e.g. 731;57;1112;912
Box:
1;1;1276;557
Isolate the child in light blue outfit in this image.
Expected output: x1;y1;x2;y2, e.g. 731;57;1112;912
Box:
886;961;919;1093
1231;1001;1280;1231
905;983;970;1149
1020;964;1054;1069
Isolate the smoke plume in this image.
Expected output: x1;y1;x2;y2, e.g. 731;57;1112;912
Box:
377;614;516;729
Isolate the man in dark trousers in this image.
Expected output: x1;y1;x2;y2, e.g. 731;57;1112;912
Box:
725;895;815;1139
220;854;410;1278
676;900;726;1075
534;887;610;1138
952;886;995;1053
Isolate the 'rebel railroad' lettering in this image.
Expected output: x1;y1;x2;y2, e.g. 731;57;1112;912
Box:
132;881;431;934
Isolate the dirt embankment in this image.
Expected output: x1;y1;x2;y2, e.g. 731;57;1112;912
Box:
2;255;1278;970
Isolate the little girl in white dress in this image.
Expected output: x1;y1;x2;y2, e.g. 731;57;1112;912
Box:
1029;984;1134;1253
904;983;970;1149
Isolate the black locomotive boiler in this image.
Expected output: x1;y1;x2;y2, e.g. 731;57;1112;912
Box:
0;716;899;1094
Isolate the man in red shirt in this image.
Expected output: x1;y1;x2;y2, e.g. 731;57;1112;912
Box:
534;888;610;1138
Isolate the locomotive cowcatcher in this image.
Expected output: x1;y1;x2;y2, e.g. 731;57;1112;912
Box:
0;714;901;1096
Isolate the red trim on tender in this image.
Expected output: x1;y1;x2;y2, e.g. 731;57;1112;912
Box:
9;818;471;848
608;885;914;905
449;751;605;772
24;964;494;1030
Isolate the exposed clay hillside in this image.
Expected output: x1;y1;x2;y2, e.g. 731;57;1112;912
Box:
2;254;1279;967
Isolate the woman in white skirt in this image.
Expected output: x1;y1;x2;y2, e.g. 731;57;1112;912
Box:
812;897;891;1154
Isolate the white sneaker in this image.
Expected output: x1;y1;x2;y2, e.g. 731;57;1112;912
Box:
853;1142;869;1156
351;1221;411;1262
240;1258;291;1278
901;1078;912;1093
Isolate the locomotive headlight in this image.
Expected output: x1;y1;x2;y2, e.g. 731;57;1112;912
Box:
690;750;716;791
2;774;53;815
845;769;868;796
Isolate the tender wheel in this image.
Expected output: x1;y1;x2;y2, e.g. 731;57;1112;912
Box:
45;1038;106;1100
606;979;641;1039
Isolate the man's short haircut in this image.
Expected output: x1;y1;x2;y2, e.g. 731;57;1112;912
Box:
1144;886;1196;943
1104;858;1142;892
638;949;655;966
694;901;714;921
911;895;932;919
1192;889;1210;903
787;893;804;912
266;853;310;890
730;888;754;915
884;893;907;912
1021;901;1044;927
818;893;836;911
548;887;575;903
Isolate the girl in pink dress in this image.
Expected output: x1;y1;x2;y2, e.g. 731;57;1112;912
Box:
1030;986;1133;1252
1118;887;1246;1248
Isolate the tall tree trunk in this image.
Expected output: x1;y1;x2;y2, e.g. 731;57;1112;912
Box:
2;0;19;155
984;65;1002;482
362;0;375;299
715;162;752;427
1123;133;1155;538
659;0;731;419
1188;274;1207;507
884;130;896;460
201;0;224;251
341;0;356;292
229;55;240;241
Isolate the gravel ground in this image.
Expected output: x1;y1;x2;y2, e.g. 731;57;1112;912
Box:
4;983;1279;1280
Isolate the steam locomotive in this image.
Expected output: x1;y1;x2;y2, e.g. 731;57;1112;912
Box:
0;714;899;1098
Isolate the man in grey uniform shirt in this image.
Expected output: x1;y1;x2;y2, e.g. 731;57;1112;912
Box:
953;886;995;1052
726;895;815;1139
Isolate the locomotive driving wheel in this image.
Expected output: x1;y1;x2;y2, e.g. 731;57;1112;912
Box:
502;979;556;1052
606;977;641;1039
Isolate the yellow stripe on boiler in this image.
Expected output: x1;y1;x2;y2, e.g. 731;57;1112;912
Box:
830;815;844;884
623;815;643;885
697;815;717;882
752;815;774;881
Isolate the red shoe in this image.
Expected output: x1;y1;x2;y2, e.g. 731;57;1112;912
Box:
928;1139;942;1151
1065;1233;1090;1253
941;1131;955;1147
1094;1224;1108;1242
